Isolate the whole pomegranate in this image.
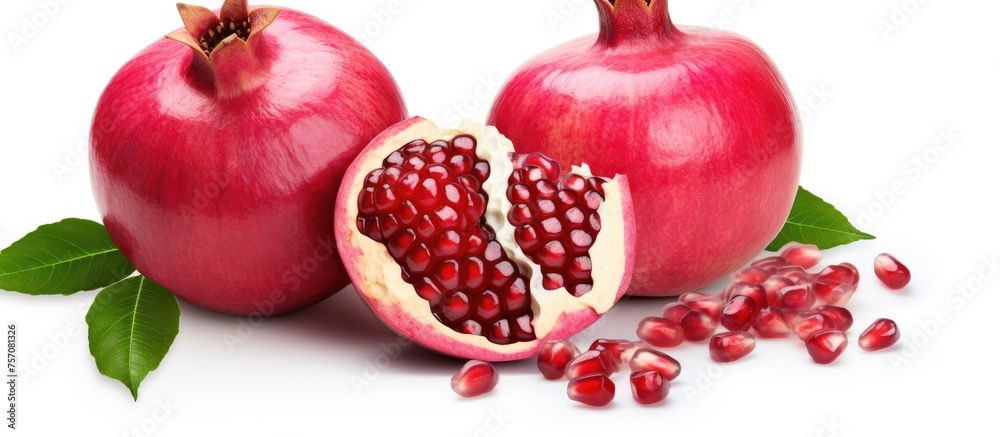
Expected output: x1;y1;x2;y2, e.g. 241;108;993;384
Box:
335;118;635;361
488;0;801;296
90;0;406;315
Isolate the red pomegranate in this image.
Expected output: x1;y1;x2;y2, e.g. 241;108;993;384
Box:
90;0;406;315
488;0;801;296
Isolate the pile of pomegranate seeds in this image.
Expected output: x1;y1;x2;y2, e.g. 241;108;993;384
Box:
455;246;909;406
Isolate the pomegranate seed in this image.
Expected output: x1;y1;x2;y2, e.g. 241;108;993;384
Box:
816;264;857;287
536;340;580;380
629;348;682;381
567;374;615;407
661;302;693;323
777;265;814;285
636;317;685;348
732;266;769;284
874;253;911;290
729;282;767;309
778;285;816;310
859;318;900;351
761;276;795;307
813;281;855;307
709;331;756;363
565;350;618;379
779;242;822;269
630;370;669;405
752;307;790;338
680;291;724;321
841;262;861;286
721;296;759;332
680;309;717;341
792;313;836;341
813;305;854;331
451;360;499;398
588;338;639;364
806;330;848;364
751;255;788;273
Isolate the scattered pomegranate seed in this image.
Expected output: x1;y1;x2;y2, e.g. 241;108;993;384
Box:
751;256;788;273
661;302;693;323
629;348;682;381
451;360;499;398
816;264;857;288
680;309;718;341
841;262;861;287
806;330;848;364
721;295;759;332
630;370;669;405
589;338;638;364
710;331;756;363
680;291;724;321
778;285;816;310
813;281;855;307
792;313;837;341
780;243;822;269
637;317;685;348
565;350;618;379
813;305;854;331
777;265;814;285
859;318;900;351
536;339;580;380
760;276;795;307
567;373;616;407
752;307;790;338
732;266;770;284
728;282;768;309
874;254;911;290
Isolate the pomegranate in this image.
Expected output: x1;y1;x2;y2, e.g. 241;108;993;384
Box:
630;370;669;405
537;340;580;380
874;253;911;290
709;332;756;363
568;374;616;407
806;330;848;364
451;360;499;398
334;118;635;361
636;317;684;348
90;0;406;315
488;0;801;296
859;319;900;351
628;348;681;381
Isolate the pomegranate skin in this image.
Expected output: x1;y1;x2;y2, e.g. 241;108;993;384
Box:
487;0;801;296
90;5;407;315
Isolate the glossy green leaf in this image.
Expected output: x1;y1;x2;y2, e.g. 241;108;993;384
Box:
767;186;876;251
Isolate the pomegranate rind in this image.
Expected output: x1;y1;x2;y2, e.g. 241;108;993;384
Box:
334;117;635;361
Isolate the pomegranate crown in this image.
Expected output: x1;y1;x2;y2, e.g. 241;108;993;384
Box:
597;0;676;45
166;0;279;59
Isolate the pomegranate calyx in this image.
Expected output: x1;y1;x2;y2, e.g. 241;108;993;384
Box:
597;0;676;46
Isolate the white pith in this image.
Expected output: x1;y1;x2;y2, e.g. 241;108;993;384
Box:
345;119;628;353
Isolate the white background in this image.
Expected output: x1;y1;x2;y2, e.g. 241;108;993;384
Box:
1;0;997;435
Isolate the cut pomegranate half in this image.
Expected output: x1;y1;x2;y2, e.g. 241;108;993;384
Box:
335;118;635;361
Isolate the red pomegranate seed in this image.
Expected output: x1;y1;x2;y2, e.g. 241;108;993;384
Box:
709;331;756;363
661;302;693;323
792;313;836;341
874;253;911;290
732;266;769;284
778;285;816;310
729;282;767;309
537;339;580;380
761;276;795;307
813;305;854;331
630;370;669;405
777;265;814;285
752;307;790;338
751;255;788;273
566;350;618;379
816;264;857;287
451;360;499;398
813;281;855;307
806;330;848;364
629;348;682;381
721;296;759;332
859;318;900;351
589;338;639;365
680;309;718;341
680;291;723;321
636;317;685;348
779;242;822;269
567;374;616;407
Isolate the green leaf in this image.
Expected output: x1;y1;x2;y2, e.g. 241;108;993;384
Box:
766;186;876;251
0;218;135;295
86;276;180;400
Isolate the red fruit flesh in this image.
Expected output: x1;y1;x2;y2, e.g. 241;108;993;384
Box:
568;374;616;407
680;310;718;341
629;348;682;381
752;256;788;273
729;282;768;309
721;296;759;332
813;281;856;307
589;339;640;364
732;267;770;285
777;266;814;285
859;319;900;351
337;118;635;361
806;330;849;364
779;243;822;269
753;307;791;338
90;0;407;315
661;302;693;323
710;332;756;363
817;265;858;288
537;340;580;380
630;370;670;405
779;285;816;310
680;292;724;321
761;276;795;307
792;313;837;341
814;305;854;331
566;350;619;379
488;0;801;297
874;254;911;290
451;360;499;398
636;317;685;348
